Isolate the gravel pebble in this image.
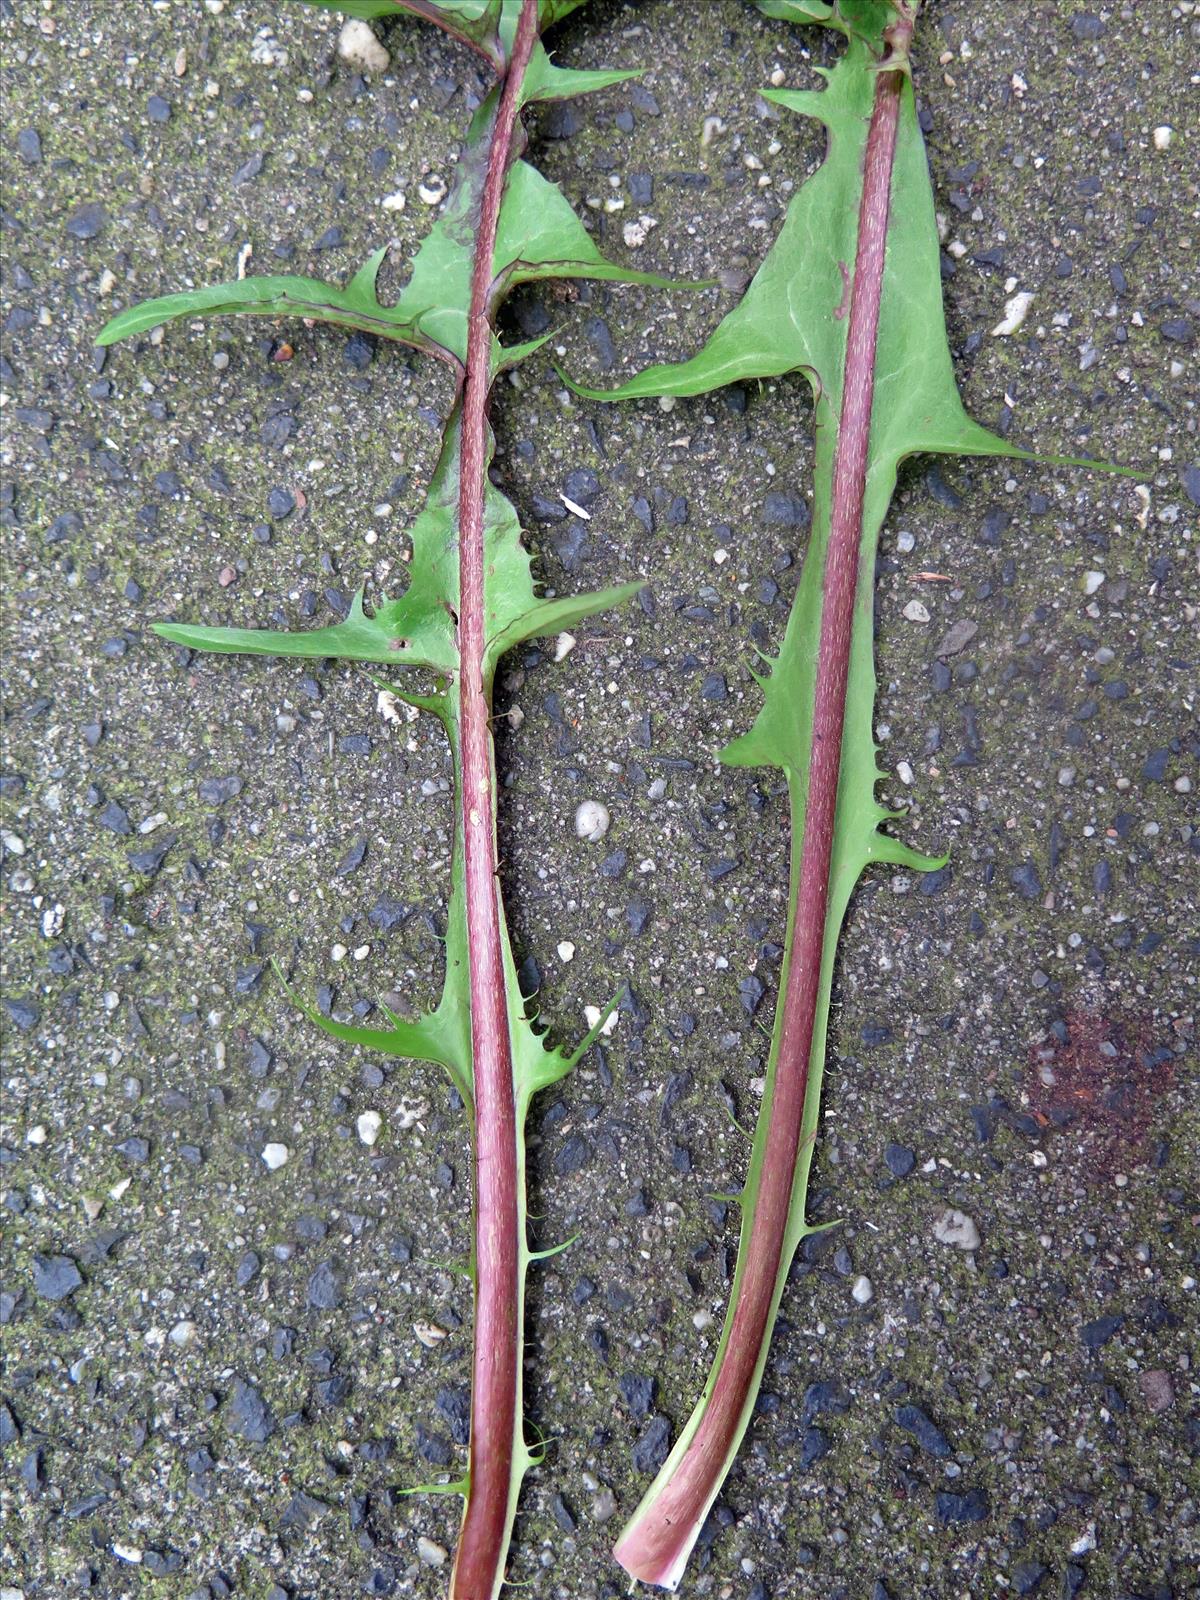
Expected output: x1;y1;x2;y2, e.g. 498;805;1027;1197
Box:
32;1254;83;1301
416;1536;447;1568
337;18;389;73
895;1402;952;1458
935;1487;990;1525
884;1141;915;1177
574;800;610;842
1136;1370;1173;1412
65;202;107;240
227;1378;275;1444
932;1208;980;1250
631;1414;671;1474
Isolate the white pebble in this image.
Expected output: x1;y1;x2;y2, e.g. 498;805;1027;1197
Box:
1082;570;1105;596
992;289;1034;337
933;1208;981;1251
851;1274;874;1305
417;1537;448;1568
896;530;915;553
557;941;576;963
169;1319;196;1347
554;631;576;662
26;1124;47;1145
337;18;389;74
381;190;407;212
622;214;657;249
357;1110;382;1147
583;1004;619;1038
575;800;610;842
592;1487;619;1524
895;761;914;786
903;599;930;623
418;175;447;206
1152;125;1172;150
261;1142;289;1171
112;1544;143;1565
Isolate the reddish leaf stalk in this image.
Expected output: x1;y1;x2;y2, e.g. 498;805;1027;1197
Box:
613;8;916;1586
452;2;539;1595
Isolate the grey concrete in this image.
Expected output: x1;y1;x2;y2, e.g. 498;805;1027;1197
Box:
1;3;1196;1598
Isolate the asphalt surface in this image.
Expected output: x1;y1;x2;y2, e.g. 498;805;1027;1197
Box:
1;2;1197;1598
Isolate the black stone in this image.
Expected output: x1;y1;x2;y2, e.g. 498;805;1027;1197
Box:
199;775;242;805
344;332;375;370
884;1141;915;1177
227;1377;275;1443
306;1262;343;1310
762;490;808;528
435;1386;470;1446
236;1251;261;1288
739;974;766;1016
66;203;107;240
98;799;132;835
144;1549;183;1576
368;895;408;932
631;1414;671;1474
619;1373;655;1419
32;1254;83;1301
935;1487;990;1525
0;1401;19;1446
233;152;265;185
1141;748;1170;783
415;1424;452;1467
1011;861;1043;900
802;1380;850;1420
281;1490;327;1528
895;1402;952;1458
563;467;600;506
553;1133;589;1176
129;837;174;877
1080;1313;1123;1349
4;996;40;1032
